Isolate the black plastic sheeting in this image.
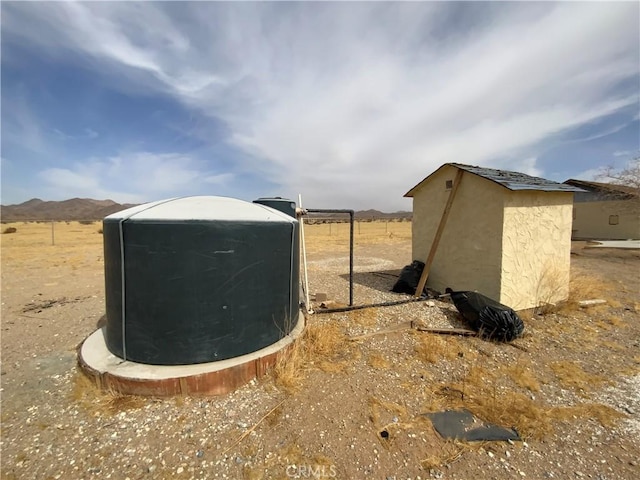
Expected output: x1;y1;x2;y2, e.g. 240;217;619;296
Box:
392;260;426;296
446;288;524;342
446;289;524;342
424;410;521;442
104;219;299;365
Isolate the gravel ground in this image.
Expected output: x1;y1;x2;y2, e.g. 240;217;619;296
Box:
2;233;639;480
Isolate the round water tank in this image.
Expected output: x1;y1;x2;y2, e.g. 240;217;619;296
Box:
102;196;300;365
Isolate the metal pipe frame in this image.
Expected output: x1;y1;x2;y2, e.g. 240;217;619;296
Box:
305;208;354;306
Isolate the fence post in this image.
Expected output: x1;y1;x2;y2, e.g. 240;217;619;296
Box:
51;221;55;246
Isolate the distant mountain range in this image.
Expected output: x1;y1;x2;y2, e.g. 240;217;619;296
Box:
1;198;412;222
306;208;412;221
0;198;137;221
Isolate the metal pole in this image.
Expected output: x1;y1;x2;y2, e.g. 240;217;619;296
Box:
298;195;312;313
349;212;354;306
51;221;55;246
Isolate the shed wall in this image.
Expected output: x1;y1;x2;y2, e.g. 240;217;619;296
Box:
571;200;640;240
501;191;574;310
411;165;504;299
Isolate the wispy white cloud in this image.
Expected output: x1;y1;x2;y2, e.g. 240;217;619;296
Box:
53;128;99;141
37;152;234;203
575;167;606;182
85;128;99;139
613;150;634;158
2;88;48;154
3;2;639;209
567;121;636;144
204;173;235;185
515;158;542;178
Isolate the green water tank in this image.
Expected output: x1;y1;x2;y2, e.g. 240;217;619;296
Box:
103;196;300;365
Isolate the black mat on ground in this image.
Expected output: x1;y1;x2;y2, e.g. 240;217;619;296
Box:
423;409;521;442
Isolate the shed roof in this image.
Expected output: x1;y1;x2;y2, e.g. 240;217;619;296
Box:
563;179;639;199
404;163;585;197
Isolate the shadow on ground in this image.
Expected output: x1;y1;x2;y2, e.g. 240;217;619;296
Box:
339;269;401;294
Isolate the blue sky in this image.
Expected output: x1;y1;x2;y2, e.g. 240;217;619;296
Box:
1;1;638;211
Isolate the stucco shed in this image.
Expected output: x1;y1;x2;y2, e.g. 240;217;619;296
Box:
404;163;584;310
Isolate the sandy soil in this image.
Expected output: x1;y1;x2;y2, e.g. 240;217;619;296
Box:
1;222;639;480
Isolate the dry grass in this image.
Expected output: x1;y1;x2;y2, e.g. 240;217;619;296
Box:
368;396;408;429
272;320;350;393
272;342;307;393
555;269;615;315
436;367;553;439
71;372;146;415
1;222;105;275
552;404;624;427
429;359;621;440
420;441;466;470
304;321;346;357
608;316;624;326
505;359;541;392
420;387;448;414
303;221;412;252
414;334;461;364
368;352;391;370
349;307;378;327
549;361;608;394
535;263;570;313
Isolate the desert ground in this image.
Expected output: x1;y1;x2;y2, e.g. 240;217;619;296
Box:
1;220;639;480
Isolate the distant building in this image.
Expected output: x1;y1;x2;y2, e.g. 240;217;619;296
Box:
404;163;583;310
563;179;640;240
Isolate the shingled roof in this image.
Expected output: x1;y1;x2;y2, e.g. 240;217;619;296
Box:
404;163;585;197
563;179;639;199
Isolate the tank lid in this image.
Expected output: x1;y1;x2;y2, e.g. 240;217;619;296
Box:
105;196;297;223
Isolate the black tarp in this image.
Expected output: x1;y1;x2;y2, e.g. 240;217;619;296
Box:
392;260;426;296
446;289;524;342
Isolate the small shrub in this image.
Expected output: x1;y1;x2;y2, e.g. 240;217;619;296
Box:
79;220;95;225
2;227;17;234
97;228;103;234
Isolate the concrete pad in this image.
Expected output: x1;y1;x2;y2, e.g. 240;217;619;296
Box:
585;240;640;249
78;312;305;396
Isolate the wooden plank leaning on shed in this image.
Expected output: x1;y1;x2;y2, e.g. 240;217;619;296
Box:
414;168;465;297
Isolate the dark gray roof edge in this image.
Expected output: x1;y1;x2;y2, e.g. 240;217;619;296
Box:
405;163;585;197
564;179;638;197
449;163;586;192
